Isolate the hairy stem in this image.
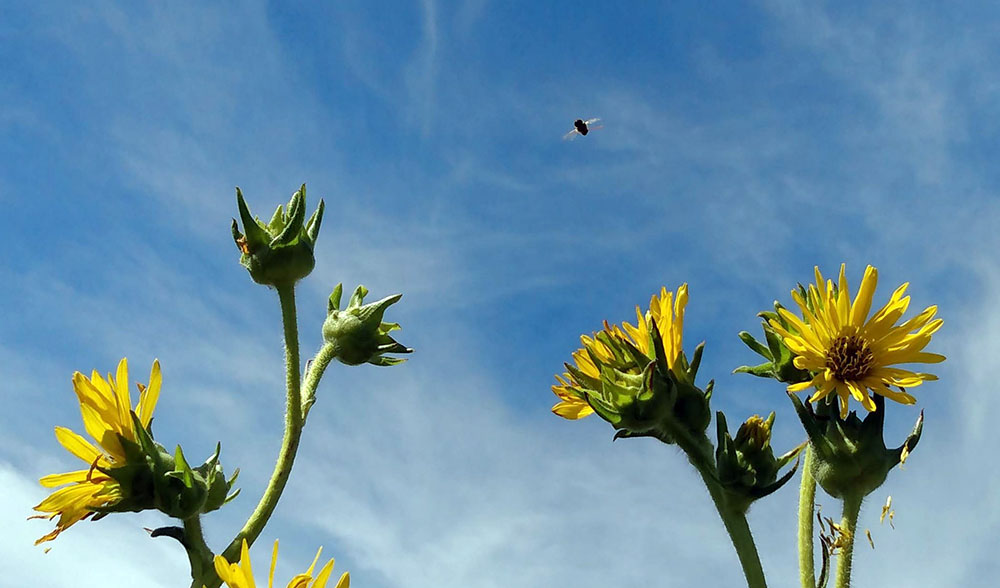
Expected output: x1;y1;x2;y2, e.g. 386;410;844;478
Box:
678;432;767;588
204;283;304;588
184;516;215;588
833;492;863;588
798;445;817;588
300;343;338;421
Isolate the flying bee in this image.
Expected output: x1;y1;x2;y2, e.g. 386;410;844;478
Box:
563;117;602;140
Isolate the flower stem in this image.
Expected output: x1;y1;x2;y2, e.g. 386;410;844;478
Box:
697;468;768;588
798;445;817;588
206;283;305;588
183;516;215;588
300;343;337;421
833;493;863;588
679;432;767;588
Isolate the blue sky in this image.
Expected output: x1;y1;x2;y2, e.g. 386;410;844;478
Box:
2;1;998;586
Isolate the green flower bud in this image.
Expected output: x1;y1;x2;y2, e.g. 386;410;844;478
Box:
94;414;240;520
714;411;802;513
231;185;324;287
322;283;412;366
734;295;812;384
789;392;922;500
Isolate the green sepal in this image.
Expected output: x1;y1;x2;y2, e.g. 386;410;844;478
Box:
328;283;344;313
738;331;772;360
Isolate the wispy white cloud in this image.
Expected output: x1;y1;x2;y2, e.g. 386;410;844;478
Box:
4;1;1000;587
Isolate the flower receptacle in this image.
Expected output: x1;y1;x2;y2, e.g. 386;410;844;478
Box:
790;392;922;500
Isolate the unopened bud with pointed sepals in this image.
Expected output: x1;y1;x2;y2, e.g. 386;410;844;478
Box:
714;411;802;513
231;185;324;287
789;392;922;500
322;283;412;366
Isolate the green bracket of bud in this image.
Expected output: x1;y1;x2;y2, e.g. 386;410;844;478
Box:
714;411;803;514
231;185;324;287
322;283;412;366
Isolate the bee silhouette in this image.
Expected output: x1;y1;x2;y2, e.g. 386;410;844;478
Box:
563;118;602;140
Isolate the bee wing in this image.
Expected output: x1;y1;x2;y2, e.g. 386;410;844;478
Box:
563;128;580;140
584;118;601;125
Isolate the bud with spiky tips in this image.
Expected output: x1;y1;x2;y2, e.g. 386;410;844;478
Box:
322;283;412;366
230;184;324;287
714;411;802;513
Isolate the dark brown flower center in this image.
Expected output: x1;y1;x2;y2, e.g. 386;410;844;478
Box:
825;335;874;381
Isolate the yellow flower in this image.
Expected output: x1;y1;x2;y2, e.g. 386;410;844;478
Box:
214;539;349;588
31;358;161;544
551;284;688;419
770;265;944;418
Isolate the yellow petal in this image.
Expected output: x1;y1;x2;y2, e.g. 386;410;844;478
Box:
552;400;594;419
138;359;162;429
53;426;103;464
39;469;109;488
850;266;878;326
309;559;337;588
270;540;280;588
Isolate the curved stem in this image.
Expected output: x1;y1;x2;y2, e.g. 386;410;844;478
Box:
205;283;305;588
697;469;768;588
833;493;863;588
798;445;817;588
678;432;767;588
184;516;215;588
300;343;338;422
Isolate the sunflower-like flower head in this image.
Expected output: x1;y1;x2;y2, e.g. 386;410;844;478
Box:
214;539;349;588
231;185;324;287
32;359;240;544
321;283;412;366
551;285;712;440
790;392;923;499
768;264;944;418
31;358;162;544
714;412;802;513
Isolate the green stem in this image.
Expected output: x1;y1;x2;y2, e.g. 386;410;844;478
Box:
184;516;216;588
204;283;305;588
677;431;767;588
833;493;863;588
798;445;817;588
697;469;768;588
300;343;338;421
